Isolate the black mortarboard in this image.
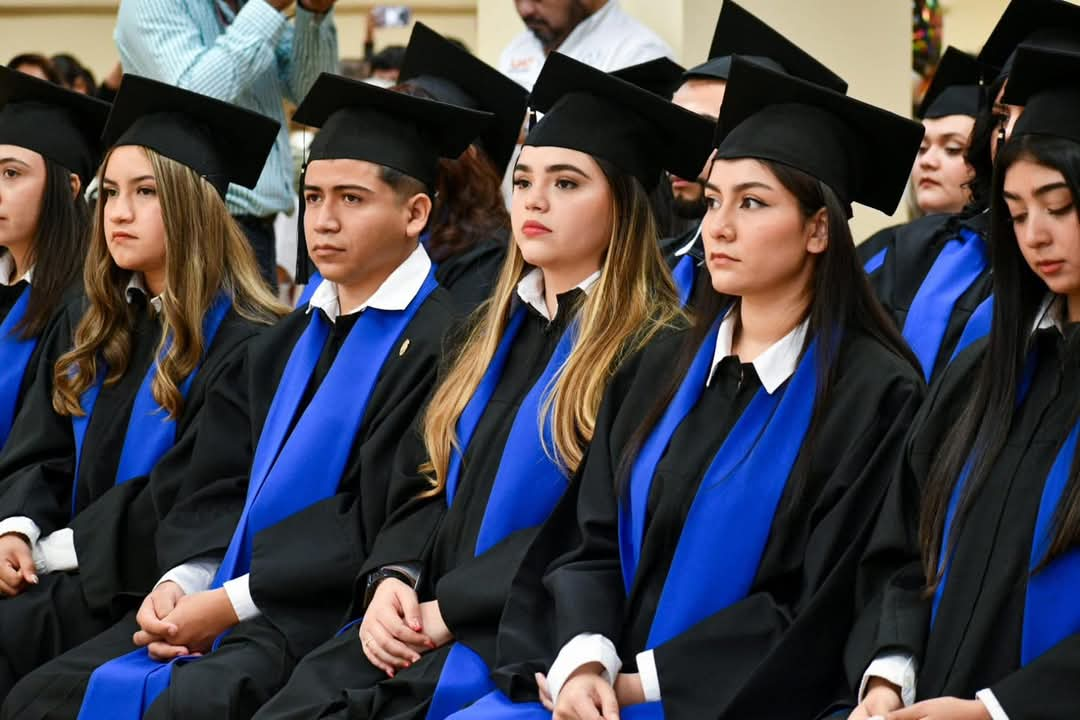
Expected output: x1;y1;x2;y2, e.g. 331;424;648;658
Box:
294;71;493;190
682;0;847;94
978;0;1080;81
611;57;686;98
102;74;278;197
714;56;924;216
398;22;527;175
917;47;984;119
1002;43;1080;144
524;53;714;191
0;66;109;184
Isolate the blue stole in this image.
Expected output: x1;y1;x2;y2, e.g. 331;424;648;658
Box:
0;285;38;447
295;271;322;309
671;255;696;306
932;358;1080;665
863;247;888;275
902;228;988;381
426;304;578;720
949;295;994;364
70;295;232;518
77;272;438;720
446;317;820;720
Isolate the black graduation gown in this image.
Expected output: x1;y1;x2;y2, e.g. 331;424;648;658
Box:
432;232;507;311
0;292;264;700
490;327;924;720
848;325;1080;718
660;225;700;268
254;292;593;720
2;289;459;720
858;212;992;379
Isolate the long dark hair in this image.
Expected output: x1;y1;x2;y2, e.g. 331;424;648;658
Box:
921;133;1080;589
392;81;509;264
14;157;89;338
619;160;919;494
963;75;1005;215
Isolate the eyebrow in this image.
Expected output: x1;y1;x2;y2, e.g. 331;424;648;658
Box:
513;163;591;178
704;180;773;193
1003;182;1071;201
303;183;374;193
102;175;156;185
0;157;30;168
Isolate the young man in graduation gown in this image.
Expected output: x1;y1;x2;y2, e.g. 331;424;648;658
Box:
4;74;492;720
857;0;1080;383
657;0;847;306
0;75;286;707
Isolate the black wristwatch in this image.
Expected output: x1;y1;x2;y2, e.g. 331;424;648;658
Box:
363;564;421;609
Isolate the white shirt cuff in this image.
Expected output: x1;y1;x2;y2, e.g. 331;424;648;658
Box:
0;516;41;546
976;689;1010;720
34;529;78;574
635;649;661;702
156;558;222;596
223;573;262;622
859;652;918;707
547;633;622;703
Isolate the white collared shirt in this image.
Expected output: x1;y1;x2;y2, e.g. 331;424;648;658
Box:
305;243;432;323
162;243;434;622
124;273;163;314
1034;293;1066;334
515;267;601;322
0;249;32;286
707;310;810;394
675;223;702;258
497;0;673;90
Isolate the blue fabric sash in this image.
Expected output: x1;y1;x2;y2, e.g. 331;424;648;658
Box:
949;295;994;364
902;228;988;381
427;304;578;720
70;295;232;518
672;255;696;306
0;285;37;447
295;272;321;308
863;247;888;275
78;272;438;720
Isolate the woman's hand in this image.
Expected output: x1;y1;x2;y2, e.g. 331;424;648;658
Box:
885;697;992;720
358;578;434;676
849;678;904;719
552;663;620;720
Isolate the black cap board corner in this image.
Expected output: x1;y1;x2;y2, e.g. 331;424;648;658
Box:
398;22;527;175
0;65;110;184
1001;43;1080;145
611;57;686;98
682;0;848;94
917;46;985;119
978;0;1080;80
525;52;715;191
102;74;279;197
714;55;924;216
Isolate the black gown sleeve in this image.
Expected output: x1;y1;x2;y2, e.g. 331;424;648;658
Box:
649;371;924;720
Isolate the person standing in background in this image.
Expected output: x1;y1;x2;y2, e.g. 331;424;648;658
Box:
498;0;672;90
114;0;339;289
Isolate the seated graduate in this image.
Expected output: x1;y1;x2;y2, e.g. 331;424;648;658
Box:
451;56;927;720
846;44;1080;720
0;74;285;707
296;23;526;312
858;0;1080;383
0;66;108;449
251;52;714;720
658;0;847;305
14;72;493;720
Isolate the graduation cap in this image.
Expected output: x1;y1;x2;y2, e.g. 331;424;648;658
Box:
398;22;527;175
917;47;984;120
611;57;686;98
682;0;847;94
714;56;924;217
0;66;110;184
978;0;1080;82
524;53;715;191
102;74;278;197
294;71;494;189
1001;43;1080;145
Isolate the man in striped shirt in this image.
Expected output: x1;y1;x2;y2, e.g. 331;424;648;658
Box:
115;0;339;288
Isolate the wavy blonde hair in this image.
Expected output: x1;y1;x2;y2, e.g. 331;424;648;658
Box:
419;160;685;495
53;146;288;419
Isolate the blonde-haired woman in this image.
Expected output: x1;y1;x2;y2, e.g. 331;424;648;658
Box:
253;54;713;720
0;75;285;704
